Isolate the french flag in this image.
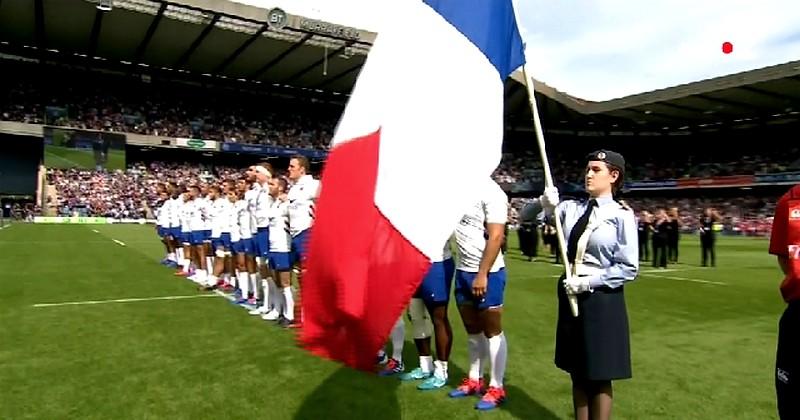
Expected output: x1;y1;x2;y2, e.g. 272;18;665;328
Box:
300;0;526;371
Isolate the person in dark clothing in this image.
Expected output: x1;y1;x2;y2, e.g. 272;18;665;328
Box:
543;221;561;264
699;207;718;267
667;207;680;263
518;222;538;261
637;210;651;261
651;209;669;268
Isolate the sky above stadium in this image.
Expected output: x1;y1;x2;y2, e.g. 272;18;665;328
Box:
237;0;800;102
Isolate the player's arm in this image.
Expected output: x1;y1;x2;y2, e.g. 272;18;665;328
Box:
477;222;505;277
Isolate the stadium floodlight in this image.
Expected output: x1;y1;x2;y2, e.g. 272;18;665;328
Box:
97;0;113;12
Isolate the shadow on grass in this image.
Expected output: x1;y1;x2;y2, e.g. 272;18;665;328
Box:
293;359;402;420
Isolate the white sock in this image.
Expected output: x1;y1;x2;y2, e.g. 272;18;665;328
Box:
261;280;271;310
283;286;294;321
488;333;507;388
238;272;249;297
434;360;448;379
182;258;191;272
420;356;434;374
167;252;176;262
205;256;213;272
467;333;484;381
268;280;280;311
390;317;405;362
249;273;258;300
176;248;184;261
195;269;206;281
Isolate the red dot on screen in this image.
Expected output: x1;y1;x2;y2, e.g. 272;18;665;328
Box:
722;42;733;54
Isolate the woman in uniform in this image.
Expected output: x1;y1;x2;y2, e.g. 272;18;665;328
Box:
541;150;639;420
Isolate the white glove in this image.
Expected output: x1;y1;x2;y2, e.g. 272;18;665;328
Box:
563;276;592;295
539;186;560;213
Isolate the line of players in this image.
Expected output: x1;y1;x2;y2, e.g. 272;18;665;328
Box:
154;159;511;411
153;156;319;328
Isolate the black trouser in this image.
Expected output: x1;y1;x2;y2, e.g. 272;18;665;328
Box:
701;234;715;267
777;302;799;419
638;234;650;261
668;234;679;263
651;236;667;268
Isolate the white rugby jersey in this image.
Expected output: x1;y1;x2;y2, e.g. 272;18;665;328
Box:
268;199;291;253
254;186;274;229
287;175;320;236
199;197;213;231
245;184;260;235
454;180;508;273
210;198;231;237
189;199;207;232
236;199;253;240
155;199;170;227
180;199;194;233
168;196;183;228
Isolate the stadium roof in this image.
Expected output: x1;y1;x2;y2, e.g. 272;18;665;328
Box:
506;60;800;135
0;0;798;135
0;0;373;94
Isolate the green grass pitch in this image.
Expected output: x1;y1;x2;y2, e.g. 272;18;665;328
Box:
0;224;785;419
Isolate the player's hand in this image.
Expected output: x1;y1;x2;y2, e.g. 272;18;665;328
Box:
472;272;488;298
540;187;560;213
563;276;591;295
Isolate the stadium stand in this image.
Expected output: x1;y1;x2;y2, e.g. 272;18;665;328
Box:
1;61;338;150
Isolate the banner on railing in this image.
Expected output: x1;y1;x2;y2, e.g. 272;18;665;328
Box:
34;216;110;224
676;175;755;189
175;138;219;151
755;171;800;185
625;180;679;190
33;217;156;224
221;142;328;159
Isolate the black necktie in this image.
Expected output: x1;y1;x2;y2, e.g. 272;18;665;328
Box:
567;199;597;264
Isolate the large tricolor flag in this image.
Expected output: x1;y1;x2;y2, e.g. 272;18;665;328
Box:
300;0;526;371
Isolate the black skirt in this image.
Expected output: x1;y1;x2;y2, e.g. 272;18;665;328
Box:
554;274;632;381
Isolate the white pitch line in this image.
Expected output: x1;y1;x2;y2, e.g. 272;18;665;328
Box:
214;289;236;302
112;239;126;246
644;273;727;286
32;294;217;308
639;268;688;274
92;229;99;233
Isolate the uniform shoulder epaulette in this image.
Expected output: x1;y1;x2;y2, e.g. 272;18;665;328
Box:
616;199;632;211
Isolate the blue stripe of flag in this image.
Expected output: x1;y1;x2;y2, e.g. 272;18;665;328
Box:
423;0;526;80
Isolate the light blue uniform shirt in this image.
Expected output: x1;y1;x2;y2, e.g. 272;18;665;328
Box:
554;195;639;289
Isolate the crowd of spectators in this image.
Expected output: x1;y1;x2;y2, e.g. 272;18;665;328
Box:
1;63;337;150
44;159;781;240
46;162;230;218
507;195;776;236
4;62;799;186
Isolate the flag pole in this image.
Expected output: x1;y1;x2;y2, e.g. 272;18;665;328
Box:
518;62;579;317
